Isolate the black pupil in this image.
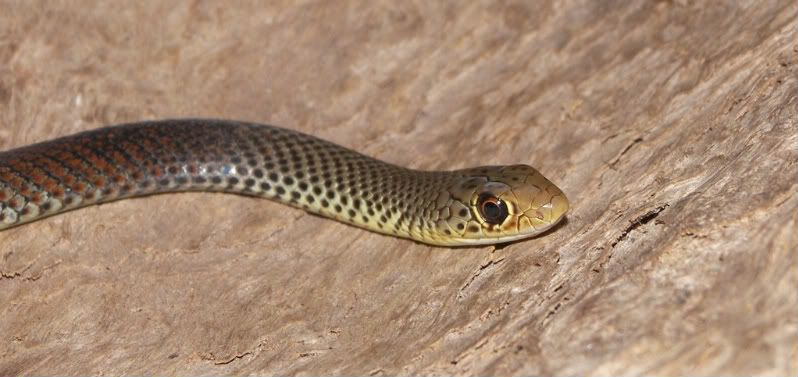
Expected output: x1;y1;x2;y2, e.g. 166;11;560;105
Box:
478;193;508;225
484;202;501;218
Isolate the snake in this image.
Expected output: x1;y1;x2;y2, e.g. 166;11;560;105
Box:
0;119;568;246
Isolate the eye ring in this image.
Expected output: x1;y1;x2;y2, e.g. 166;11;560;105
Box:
477;193;509;225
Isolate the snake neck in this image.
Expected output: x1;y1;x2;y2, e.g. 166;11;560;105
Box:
0;120;459;242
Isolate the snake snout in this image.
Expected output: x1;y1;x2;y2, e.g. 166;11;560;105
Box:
546;193;569;225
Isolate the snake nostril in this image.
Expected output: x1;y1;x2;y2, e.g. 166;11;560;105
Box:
551;195;569;220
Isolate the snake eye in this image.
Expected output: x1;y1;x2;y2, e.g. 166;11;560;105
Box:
477;193;508;225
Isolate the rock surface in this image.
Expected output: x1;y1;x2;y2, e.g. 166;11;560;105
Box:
0;1;796;375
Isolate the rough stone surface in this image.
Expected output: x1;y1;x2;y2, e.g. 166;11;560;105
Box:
0;1;795;375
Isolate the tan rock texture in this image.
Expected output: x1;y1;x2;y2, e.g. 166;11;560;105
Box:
0;1;796;375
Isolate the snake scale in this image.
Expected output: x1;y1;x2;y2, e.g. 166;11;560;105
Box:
0;119;568;246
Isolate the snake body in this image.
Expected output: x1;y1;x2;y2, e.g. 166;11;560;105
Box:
0;119;568;246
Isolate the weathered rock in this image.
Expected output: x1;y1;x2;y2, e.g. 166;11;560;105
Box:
0;1;795;375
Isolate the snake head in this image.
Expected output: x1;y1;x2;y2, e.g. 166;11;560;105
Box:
437;165;569;246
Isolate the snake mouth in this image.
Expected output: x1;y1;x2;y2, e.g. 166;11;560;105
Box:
527;207;566;234
495;209;567;244
442;211;568;246
442;201;568;246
